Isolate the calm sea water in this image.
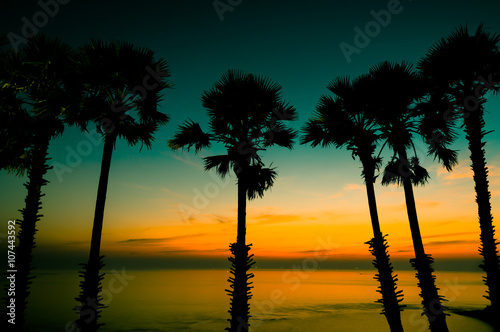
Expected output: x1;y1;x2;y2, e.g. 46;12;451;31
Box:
20;269;492;331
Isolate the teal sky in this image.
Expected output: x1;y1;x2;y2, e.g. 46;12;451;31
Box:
1;0;500;271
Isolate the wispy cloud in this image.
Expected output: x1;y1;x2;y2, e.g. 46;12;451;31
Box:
425;239;478;246
250;213;303;225
118;233;205;244
424;231;477;239
436;160;499;184
163;151;204;170
161;187;191;199
344;184;363;190
158;248;227;254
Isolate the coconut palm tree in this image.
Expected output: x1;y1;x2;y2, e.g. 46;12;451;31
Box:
301;75;405;332
419;24;500;321
362;61;459;332
168;69;297;332
69;39;171;332
0;35;76;329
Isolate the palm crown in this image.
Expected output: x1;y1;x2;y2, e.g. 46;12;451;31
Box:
70;39;171;148
359;61;457;186
418;24;500;99
169;69;297;199
302;75;381;180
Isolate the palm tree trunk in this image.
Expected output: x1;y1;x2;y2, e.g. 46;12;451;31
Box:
226;175;254;332
76;135;114;332
237;176;247;246
8;135;50;330
398;150;448;332
362;158;404;332
464;107;500;319
364;170;382;236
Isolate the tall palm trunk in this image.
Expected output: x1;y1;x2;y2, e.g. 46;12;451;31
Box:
398;150;448;332
464;106;500;319
237;176;247;246
362;157;405;332
226;175;254;332
8;134;50;330
76;135;114;332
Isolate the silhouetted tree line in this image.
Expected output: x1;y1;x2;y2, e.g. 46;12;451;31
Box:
1;24;499;332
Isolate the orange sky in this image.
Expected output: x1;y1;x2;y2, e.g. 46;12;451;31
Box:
12;144;497;269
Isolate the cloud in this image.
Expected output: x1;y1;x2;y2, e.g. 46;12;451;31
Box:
117;233;205;244
344;184;363;190
436;160;499;185
165;151;204;170
215;216;232;224
425;239;478;246
158;248;227;254
160;187;191;199
250;213;302;225
424;231;477;239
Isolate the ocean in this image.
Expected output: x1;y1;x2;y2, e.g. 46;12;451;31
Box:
19;269;492;331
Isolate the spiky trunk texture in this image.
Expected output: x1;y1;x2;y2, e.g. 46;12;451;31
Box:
463;106;500;324
399;150;448;332
362;156;405;332
366;236;405;332
225;242;255;332
75;135;114;332
226;176;255;332
4;135;51;330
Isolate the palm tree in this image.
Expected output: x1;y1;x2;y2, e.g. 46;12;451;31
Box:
301;75;405;332
419;24;500;321
69;39;171;332
168;69;297;332
362;61;458;332
0;35;76;329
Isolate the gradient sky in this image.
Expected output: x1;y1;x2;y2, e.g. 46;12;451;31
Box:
1;0;500;270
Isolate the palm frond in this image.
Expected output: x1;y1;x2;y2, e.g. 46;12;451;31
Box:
381;157;430;186
245;165;277;200
168;120;211;152
417;94;459;171
204;154;232;178
263;124;297;149
410;157;430;186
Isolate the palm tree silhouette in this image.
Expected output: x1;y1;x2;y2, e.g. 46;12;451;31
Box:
0;35;76;329
0;33;31;175
302;75;405;332
363;61;458;332
70;39;171;332
168;69;297;332
419;24;500;322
